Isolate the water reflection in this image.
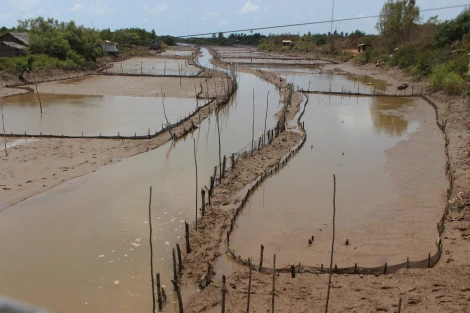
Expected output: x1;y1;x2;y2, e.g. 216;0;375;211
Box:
370;97;413;137
2;93;201;136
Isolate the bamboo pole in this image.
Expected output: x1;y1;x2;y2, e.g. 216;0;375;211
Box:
251;89;255;154
185;222;191;253
1;97;7;156
264;90;269;146
156;273;162;311
34;81;43;114
216;110;222;184
272;254;276;313
247;259;252;313
193;138;198;230
176;244;183;276
171;280;183;313
159;91;173;140
325;175;336;313
172;248;177;283
148;187;156;313
221;275;226;313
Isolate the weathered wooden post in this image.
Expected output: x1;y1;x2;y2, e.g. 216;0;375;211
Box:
185;222;191;253
176;244;183;276
172;248;177;284
222;155;226;178
231;153;235;169
247;259;252;313
221;275;227;313
428;252;431;268
156;273;162;311
397;297;402;313
201;189;206;216
193;138;198;230
290;264;296;278
171;280;183;313
148;187;156;313
259;244;264;271
272;254;276;313
384;263;388;274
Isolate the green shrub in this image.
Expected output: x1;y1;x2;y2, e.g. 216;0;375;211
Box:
442;72;466;95
389;45;417;68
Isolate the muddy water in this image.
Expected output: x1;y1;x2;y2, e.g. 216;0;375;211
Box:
2;94;202;136
107;58;200;76
281;71;390;94
228;94;446;270
0;48;282;313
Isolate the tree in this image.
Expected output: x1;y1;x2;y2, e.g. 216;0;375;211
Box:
376;0;421;49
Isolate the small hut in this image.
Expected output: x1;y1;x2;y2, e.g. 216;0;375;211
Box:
358;43;372;53
0;32;29;57
101;40;119;54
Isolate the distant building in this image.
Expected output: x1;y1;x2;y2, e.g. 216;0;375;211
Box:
102;40;118;54
358;43;372;53
0;32;29;57
282;40;293;47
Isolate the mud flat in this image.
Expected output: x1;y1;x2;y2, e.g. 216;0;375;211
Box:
107;57;201;76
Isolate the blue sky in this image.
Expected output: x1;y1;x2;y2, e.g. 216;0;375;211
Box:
1;0;468;36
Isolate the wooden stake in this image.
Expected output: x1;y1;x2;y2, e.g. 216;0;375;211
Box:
397;297;402;313
216;110;222;184
148;187;156;313
290;264;296;278
264;90;269;145
193;138;198;230
259;244;264;271
159;92;173;140
272;254;276;313
176;244;183;276
201;189;206;216
221;275;226;313
0;97;7;157
172;248;177;284
156;273;162;311
247;259;252;313
325;175;336;313
251;89;255;154
185;222;191;253
171;280;183;313
34;81;43;114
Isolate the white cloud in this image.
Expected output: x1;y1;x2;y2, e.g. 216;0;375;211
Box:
237;0;259;14
203;12;218;20
89;1;114;15
8;0;40;11
218;20;228;27
144;4;167;14
70;3;83;12
294;13;302;20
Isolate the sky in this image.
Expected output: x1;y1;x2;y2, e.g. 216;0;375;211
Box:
1;0;469;37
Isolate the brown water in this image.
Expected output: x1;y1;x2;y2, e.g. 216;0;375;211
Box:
0;48;283;313
2;93;201;136
107;58;200;76
228;94;446;270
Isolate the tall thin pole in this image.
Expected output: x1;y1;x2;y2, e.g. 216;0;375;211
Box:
272;254;276;313
35;81;43;114
148;187;156;313
193;138;198;230
325;175;336;313
0;97;7;157
247;260;252;313
264;91;269;145
330;0;335;33
251;89;255;153
216;110;222;184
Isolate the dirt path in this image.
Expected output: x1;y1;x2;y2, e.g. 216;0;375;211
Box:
181;59;470;312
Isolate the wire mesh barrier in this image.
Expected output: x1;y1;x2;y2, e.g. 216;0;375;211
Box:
298;84;425;97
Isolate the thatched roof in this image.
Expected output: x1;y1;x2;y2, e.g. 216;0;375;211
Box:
0;41;27;50
0;32;29;46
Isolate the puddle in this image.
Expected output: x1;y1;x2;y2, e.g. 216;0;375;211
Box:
228;94;446;269
0;138;39;150
0;48;282;313
2;94;203;136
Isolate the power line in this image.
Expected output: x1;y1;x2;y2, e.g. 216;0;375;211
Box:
176;4;470;38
